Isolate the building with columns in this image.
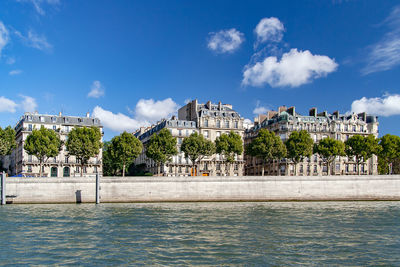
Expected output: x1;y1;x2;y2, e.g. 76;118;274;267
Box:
244;106;379;176
10;112;103;177
134;100;246;176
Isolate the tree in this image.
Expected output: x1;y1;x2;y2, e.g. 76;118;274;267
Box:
109;131;142;177
379;134;400;174
24;126;62;177
285;130;313;175
345;134;381;175
215;131;243;175
245;129;286;176
313;137;345;175
66;126;102;177
102;141;122;176
181;132;215;176
0;126;16;156
146;128;178;176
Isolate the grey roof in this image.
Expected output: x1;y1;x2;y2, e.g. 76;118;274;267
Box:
16;113;102;130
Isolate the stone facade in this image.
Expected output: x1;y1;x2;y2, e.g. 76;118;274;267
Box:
244;106;379;176
135;100;246;176
11;112;103;177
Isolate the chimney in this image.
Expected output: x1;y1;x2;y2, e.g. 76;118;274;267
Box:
218;101;222;110
59;112;62;117
333;110;339;118
287;106;295;116
206;101;212;109
278;105;287;113
309;107;317;117
317;111;328;117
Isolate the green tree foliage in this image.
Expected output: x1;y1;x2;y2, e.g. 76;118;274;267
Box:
215;131;243;175
109;131;142;177
102;141;122;176
24;126;62;177
345;134;381;175
379;134;400;174
245;129;286;176
181;132;215;176
0;126;16;156
66;126;102;177
313;137;345;175
285;130;313;175
146;128;178;176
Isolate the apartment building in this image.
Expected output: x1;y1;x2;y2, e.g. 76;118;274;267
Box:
244;106;379;176
135;100;246;176
11;112;103;177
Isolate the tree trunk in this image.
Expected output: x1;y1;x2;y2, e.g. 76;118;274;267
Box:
327;161;330;176
122;162;126;177
277;159;280;176
39;159;43;177
81;162;84;177
294;162;297;176
356;157;360;175
157;163;160;176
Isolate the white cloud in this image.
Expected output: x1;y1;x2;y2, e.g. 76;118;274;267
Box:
0;21;9;56
9;69;22;76
0;97;17;113
242;48;338;88
87;80;105;98
362;6;400;75
207;28;244;53
92;106;143;133
15;30;52;51
17;0;60;16
92;98;179;132
255;17;285;45
253;106;269;115
351;94;400;116
184;98;191;104
243;118;254;129
20;95;38;112
135;98;179;121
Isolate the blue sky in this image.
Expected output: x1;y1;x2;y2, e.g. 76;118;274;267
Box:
1;0;400;140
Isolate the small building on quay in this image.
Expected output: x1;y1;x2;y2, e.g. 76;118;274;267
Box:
9;112;103;177
244;106;379;176
134;99;246;176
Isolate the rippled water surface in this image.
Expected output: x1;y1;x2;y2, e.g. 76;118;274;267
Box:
1;202;400;266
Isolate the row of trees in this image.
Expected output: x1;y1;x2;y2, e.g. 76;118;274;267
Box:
103;129;244;176
0;125;102;177
246;129;383;176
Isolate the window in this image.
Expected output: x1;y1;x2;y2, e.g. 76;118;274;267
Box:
27;115;32;121
336;134;341;140
178;156;182;164
353;125;356;132
186;166;189;173
204;163;208;171
65;126;70;132
83;167;87;173
216;131;221;138
234;164;238;170
28;155;32;162
179;130;182;136
169;165;172;172
345;125;348;131
186;130;189;136
346;164;349;172
361;125;364;132
336;164;340;171
203;131;209;138
65;157;69;163
361;164;365;173
178;138;182;144
216;163;220;170
323;125;327;131
51;117;57;123
336;124;341;131
76;166;80;173
353;164;357;172
314;155;318;162
94;166;98;173
234;121;238;129
28;124;33;131
224;121;229;128
76;158;80;164
204;119;208;127
313;165;317;173
216;121;221;128
27;166;32;173
300;165;303;173
178;166;182;173
40;116;45;122
313;134;317;142
53;125;57;131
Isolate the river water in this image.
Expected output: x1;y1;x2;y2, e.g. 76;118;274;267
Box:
0;202;399;266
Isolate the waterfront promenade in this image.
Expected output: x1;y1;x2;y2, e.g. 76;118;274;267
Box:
2;175;400;204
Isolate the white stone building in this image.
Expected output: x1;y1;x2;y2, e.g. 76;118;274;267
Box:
244;106;379;176
135;100;246;176
11;112;103;177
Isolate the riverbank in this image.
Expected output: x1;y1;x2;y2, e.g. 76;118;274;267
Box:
2;175;400;204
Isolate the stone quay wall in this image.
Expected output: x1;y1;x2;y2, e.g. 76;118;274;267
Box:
3;175;400;204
